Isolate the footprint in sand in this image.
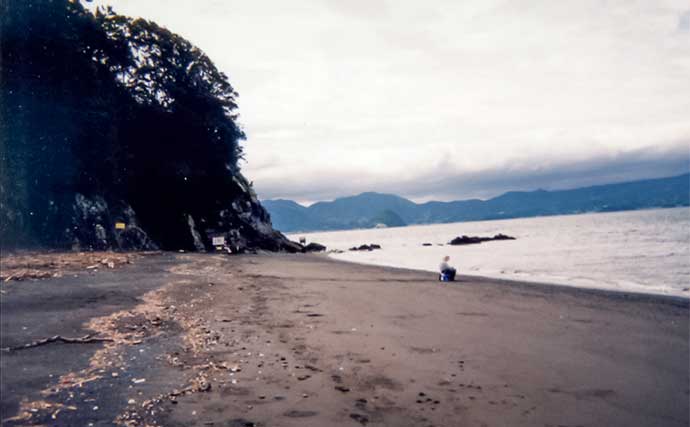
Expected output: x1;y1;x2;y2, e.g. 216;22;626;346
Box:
284;410;319;418
350;413;369;425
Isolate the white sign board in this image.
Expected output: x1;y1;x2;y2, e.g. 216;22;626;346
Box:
212;236;226;246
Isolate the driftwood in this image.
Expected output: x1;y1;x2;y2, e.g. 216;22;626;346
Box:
1;334;113;352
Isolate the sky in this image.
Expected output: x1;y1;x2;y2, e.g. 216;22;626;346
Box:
86;0;690;204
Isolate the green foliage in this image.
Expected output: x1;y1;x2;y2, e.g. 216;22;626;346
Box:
0;0;250;249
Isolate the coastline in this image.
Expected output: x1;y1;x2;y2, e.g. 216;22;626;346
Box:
292;207;690;298
323;253;690;306
1;252;688;426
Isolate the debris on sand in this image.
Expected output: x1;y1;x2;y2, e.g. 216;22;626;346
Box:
1;334;113;352
6;286;174;425
1;400;77;424
0;251;148;283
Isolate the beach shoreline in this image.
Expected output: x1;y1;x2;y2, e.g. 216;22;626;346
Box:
291;207;690;298
321;253;690;306
1;252;688;426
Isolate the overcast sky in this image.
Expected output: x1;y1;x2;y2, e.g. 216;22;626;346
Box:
87;0;690;203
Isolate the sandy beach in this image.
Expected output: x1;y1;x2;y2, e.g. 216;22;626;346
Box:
1;252;688;427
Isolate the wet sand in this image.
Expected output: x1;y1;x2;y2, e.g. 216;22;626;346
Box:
1;253;688;426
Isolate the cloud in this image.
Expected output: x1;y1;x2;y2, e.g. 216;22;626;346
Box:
86;0;690;204
679;10;690;32
253;142;690;203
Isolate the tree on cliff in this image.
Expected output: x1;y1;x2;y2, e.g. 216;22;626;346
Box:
0;0;296;252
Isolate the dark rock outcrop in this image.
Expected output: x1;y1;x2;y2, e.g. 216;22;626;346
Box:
69;195;157;251
449;234;516;245
302;242;327;253
349;244;382;251
0;0;298;253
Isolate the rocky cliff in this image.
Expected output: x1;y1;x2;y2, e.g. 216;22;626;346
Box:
0;0;299;253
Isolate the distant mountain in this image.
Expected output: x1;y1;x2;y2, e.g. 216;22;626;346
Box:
263;193;415;231
263;173;690;232
371;209;407;228
259;199;326;233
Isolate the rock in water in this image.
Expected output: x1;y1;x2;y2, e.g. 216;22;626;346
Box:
302;242;327;252
448;234;516;245
449;236;485;245
0;0;298;253
349;244;382;251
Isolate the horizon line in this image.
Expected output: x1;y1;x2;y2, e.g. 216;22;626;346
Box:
261;171;690;207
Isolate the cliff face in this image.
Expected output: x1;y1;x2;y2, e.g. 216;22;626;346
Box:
0;0;299;253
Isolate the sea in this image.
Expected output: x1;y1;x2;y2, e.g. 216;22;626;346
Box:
289;207;690;298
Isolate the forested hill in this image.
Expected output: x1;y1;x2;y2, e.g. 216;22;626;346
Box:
263;173;690;232
0;0;299;252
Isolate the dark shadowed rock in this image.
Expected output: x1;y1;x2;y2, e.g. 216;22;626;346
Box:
449;234;516;245
69;195;157;251
302;242;327;252
349;244;382;251
449;236;484;245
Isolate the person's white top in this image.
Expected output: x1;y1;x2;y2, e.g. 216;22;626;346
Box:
439;261;451;272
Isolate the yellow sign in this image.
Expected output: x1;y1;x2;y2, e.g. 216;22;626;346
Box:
115;222;126;230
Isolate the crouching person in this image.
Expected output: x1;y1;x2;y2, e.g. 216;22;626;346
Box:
439;255;456;281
